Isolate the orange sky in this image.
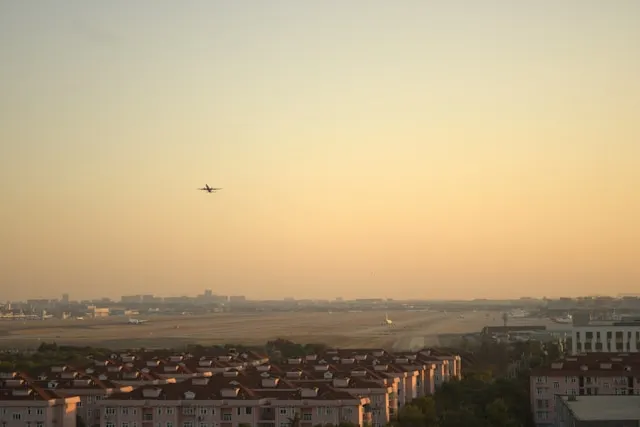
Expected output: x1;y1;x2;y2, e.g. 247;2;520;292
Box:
1;1;639;300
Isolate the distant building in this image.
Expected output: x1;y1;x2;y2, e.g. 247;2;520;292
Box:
204;289;212;297
61;293;69;304
141;294;156;303
482;325;547;335
229;296;246;303
89;306;110;318
121;295;142;304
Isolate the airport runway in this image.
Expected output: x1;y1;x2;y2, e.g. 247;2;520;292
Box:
0;310;568;350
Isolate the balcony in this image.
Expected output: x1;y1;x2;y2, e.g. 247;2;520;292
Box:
259;409;276;421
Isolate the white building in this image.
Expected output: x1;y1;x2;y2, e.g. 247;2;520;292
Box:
571;320;640;355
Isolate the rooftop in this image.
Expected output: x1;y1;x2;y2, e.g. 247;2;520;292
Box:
560;395;640;421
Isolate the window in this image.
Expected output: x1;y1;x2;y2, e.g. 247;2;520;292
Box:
183;422;193;427
280;423;289;427
88;410;93;417
553;382;559;389
303;413;312;421
245;407;252;415
12;413;22;421
36;408;44;415
122;423;129;427
280;408;288;415
199;424;208;427
167;408;175;415
37;423;44;427
144;414;153;421
167;423;173;427
106;407;116;415
122;408;129;415
183;407;196;415
157;408;163;415
77;401;83;408
132;409;138;416
199;408;208;415
222;413;232;421
106;423;115;427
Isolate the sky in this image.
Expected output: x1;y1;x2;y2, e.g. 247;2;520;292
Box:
1;0;639;301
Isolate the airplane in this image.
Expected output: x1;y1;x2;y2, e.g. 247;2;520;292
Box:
198;184;222;193
382;313;395;327
128;318;148;325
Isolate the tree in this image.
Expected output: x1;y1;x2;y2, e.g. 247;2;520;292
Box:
439;407;479;427
397;404;426;427
76;415;87;427
410;397;438;426
486;398;510;427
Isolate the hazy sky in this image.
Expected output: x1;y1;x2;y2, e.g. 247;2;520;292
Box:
1;1;639;301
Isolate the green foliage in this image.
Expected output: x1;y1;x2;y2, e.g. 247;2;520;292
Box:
397;404;428;427
392;373;533;427
266;339;328;359
0;343;112;376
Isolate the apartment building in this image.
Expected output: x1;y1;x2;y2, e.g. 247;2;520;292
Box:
100;377;371;427
33;376;133;427
319;348;451;397
0;373;81;427
254;360;396;425
555;395;640;426
1;347;461;427
571;320;640;354
530;353;640;427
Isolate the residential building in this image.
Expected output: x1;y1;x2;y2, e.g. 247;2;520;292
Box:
0;373;80;427
1;346;462;427
100;378;371;427
530;352;640;427
555;395;640;426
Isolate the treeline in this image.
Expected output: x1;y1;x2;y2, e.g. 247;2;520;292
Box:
394;371;534;427
0;343;113;374
0;339;330;374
